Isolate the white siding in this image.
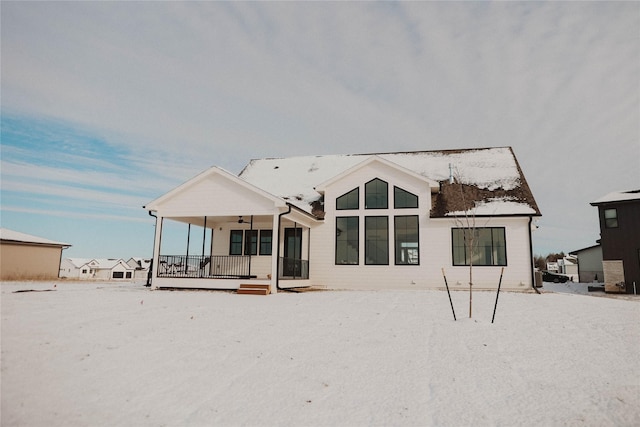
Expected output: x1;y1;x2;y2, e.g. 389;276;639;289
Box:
309;162;534;291
156;173;278;217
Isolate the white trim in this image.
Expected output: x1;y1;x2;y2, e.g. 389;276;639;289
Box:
314;156;438;193
144;166;287;211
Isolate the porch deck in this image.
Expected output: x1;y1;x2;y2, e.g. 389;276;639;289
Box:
155;254;308;284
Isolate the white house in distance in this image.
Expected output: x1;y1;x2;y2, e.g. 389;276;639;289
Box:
126;257;152;280
144;147;541;293
60;258;135;280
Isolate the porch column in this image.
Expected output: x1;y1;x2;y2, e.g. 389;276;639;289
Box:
270;212;280;294
151;215;163;289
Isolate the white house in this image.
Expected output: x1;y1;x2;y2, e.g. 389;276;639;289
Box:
557;255;578;279
144;147;541;293
60;258;135;280
126;257;152;280
569;245;603;283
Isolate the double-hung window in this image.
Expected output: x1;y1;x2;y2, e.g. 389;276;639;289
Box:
230;230;271;255
229;230;243;255
259;230;273;255
244;230;258;255
604;208;618;228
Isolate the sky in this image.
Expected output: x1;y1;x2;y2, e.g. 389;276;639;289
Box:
1;1;638;260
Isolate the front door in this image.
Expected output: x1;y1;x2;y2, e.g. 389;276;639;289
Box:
283;228;302;277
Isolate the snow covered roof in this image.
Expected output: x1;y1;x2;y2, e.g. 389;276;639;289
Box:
0;228;71;247
65;258;132;270
65;258;94;268
591;189;640;205
239;147;540;217
127;257;152;270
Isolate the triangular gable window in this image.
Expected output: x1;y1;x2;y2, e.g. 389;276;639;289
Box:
336;188;359;210
394;186;418;209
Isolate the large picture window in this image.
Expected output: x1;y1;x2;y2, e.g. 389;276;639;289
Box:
365;216;389;265
336;217;359;265
452;227;506;266
337;188;359;210
395;216;419;265
365;178;388;209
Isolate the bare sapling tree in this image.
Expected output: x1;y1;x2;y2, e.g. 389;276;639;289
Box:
450;165;480;318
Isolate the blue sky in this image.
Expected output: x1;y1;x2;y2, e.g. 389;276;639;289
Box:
1;1;638;259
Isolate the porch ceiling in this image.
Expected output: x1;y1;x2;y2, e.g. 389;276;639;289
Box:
166;215;275;228
163;211;320;228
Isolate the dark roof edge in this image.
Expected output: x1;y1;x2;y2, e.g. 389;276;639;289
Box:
569;243;601;254
508;146;542;216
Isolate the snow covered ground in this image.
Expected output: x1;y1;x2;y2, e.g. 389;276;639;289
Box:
2;281;638;426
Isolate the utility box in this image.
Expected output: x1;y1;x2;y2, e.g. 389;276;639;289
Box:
535;271;543;288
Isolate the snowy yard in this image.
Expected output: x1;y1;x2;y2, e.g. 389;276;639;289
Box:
1;281;638;427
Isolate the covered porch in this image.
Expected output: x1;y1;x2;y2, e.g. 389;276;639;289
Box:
144;167;321;293
149;210;317;292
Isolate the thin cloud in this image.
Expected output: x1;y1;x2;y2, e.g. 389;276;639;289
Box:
1;1;638;256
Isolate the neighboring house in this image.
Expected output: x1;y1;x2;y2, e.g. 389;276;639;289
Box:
569;244;603;283
0;228;71;280
60;258;135;280
59;258;94;279
591;190;640;293
546;262;559;273
126;257;152;280
144;147;541;293
557;255;578;279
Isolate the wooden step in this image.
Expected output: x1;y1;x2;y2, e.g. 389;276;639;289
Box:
237;284;270;295
239;284;270;290
237;288;270;295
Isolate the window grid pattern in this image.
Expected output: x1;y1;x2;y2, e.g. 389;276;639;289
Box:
229;230;243;255
365;179;388;209
260;230;273;255
394;186;418;209
336;217;359;265
337;188;359;210
452;227;507;266
365;216;389;265
604;208;618;228
395;215;419;265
